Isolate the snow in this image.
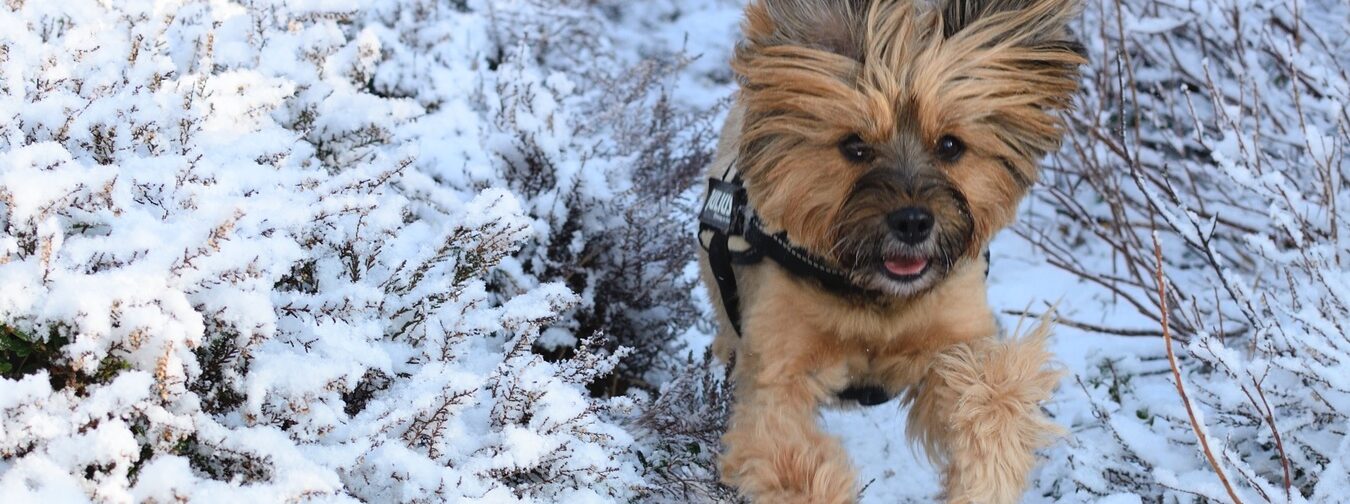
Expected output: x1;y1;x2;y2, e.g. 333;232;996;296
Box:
2;0;1347;502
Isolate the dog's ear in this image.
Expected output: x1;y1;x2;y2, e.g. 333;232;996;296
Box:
742;0;870;60
941;0;1084;54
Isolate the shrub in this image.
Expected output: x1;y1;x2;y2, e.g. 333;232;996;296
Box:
1025;0;1350;500
0;0;729;499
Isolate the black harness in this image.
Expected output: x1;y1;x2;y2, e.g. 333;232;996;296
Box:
697;160;992;407
698;161;896;406
698;173;884;334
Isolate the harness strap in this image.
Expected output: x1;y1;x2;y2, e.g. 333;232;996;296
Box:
836;384;893;406
698;163;751;336
704;226;744;335
743;217;880;300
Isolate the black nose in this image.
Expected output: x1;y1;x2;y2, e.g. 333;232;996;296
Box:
886;207;934;244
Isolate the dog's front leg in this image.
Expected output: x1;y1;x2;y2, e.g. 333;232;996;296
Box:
904;323;1063;504
720;337;855;504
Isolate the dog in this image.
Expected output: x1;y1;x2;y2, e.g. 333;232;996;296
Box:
696;0;1085;502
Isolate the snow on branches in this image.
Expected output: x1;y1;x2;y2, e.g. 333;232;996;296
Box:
0;0;722;501
1027;0;1350;500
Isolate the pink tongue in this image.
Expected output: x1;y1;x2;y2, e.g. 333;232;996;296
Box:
885;257;928;276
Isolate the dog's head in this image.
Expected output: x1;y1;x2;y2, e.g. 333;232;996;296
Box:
733;0;1084;297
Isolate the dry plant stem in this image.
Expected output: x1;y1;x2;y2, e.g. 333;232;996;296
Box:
1249;375;1293;501
1001;309;1163;337
1151;230;1244;504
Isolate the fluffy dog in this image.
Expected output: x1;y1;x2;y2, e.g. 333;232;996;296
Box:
696;0;1085;502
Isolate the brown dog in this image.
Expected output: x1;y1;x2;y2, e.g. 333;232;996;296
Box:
697;0;1085;502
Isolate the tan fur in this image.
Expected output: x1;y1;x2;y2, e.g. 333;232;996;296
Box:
702;0;1084;502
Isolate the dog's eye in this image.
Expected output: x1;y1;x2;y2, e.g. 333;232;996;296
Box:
838;134;874;163
934;135;965;162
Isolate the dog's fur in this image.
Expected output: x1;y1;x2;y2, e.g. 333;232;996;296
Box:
699;0;1084;502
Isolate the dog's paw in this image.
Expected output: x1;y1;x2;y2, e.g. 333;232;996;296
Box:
720;430;856;504
937;323;1065;504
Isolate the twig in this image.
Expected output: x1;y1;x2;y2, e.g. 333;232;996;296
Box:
1151;230;1244;504
1001;309;1163;337
1250;376;1292;501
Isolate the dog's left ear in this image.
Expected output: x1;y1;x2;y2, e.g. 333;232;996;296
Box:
940;0;1085;57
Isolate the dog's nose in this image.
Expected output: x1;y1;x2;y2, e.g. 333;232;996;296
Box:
886;207;934;244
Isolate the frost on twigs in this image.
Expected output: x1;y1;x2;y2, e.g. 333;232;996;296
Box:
1025;0;1350;500
632;350;743;503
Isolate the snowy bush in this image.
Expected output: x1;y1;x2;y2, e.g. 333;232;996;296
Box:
0;0;736;501
1025;0;1350;501
631;350;740;503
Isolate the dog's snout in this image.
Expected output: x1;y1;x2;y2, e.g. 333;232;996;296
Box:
886;207;934;244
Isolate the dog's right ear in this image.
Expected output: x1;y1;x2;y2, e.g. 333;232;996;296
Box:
742;0;869;60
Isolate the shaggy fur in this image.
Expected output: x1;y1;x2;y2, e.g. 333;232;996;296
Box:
699;0;1084;502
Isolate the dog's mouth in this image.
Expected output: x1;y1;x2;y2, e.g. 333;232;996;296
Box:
881;254;930;282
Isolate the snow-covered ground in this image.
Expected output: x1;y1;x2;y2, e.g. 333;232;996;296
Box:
1;0;1346;502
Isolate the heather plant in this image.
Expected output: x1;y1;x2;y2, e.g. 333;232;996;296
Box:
0;0;719;500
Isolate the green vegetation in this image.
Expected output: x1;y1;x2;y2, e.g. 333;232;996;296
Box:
0;323;129;393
